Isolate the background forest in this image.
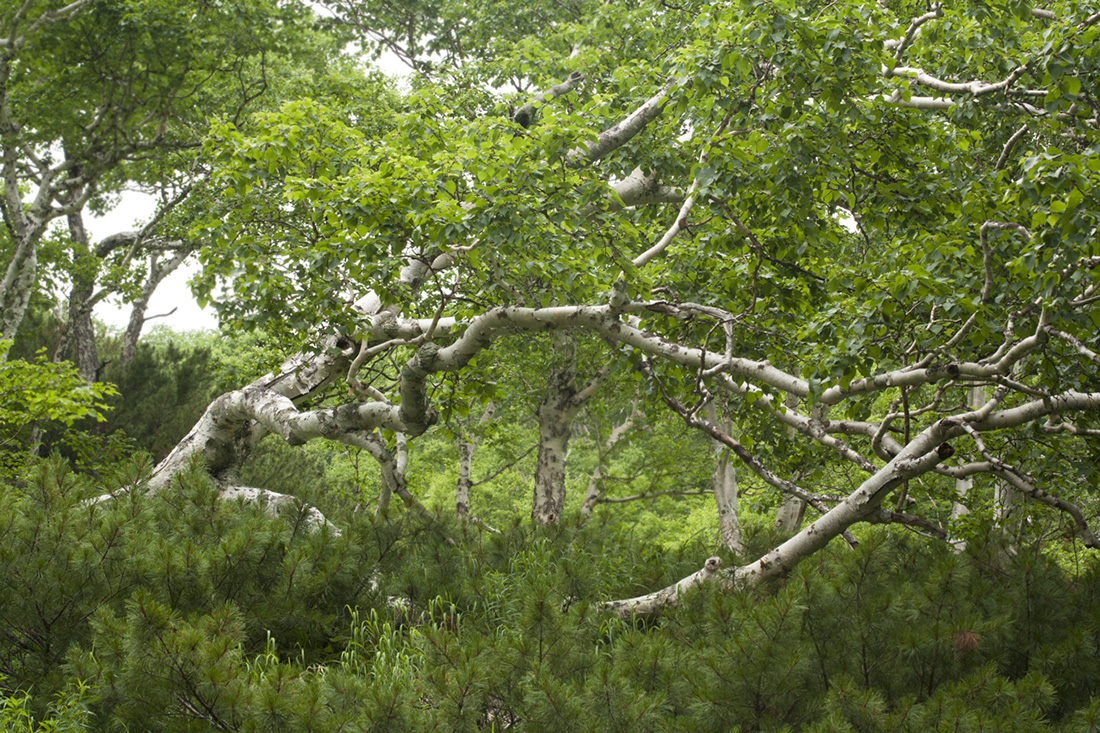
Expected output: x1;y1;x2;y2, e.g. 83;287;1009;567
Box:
2;0;1099;730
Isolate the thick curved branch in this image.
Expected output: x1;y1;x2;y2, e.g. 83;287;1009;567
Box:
220;485;341;534
605;420;956;617
567;77;680;166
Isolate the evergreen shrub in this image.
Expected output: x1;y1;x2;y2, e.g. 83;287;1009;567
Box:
3;457;1100;730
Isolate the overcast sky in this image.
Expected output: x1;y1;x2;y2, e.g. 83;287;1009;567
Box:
87;196;218;332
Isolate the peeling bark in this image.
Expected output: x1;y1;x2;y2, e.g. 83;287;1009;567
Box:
705;403;743;554
531;335;610;525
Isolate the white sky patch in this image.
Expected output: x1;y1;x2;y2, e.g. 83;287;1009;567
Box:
85;28;409;335
86;195;219;332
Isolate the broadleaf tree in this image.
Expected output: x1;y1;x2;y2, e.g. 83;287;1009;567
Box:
0;0;343;377
141;0;1098;615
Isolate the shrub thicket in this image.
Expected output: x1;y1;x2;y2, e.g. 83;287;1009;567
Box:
3;456;1100;730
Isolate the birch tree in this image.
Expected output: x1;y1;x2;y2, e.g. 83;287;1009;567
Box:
0;0;327;367
141;0;1100;615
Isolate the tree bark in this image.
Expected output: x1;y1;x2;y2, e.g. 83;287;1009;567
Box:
531;335;609;525
774;496;806;534
949;387;985;552
605;420;959;617
532;400;571;525
121;249;191;366
706;403;744;554
54;209;99;381
580;402;639;517
456;401;495;518
774;395;806;534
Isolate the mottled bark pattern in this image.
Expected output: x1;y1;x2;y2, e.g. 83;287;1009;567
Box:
705;403;743;554
531;336;609;525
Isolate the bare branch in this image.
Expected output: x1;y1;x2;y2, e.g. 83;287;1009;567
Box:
996;124;1029;170
633;113;731;268
1049;328;1100;366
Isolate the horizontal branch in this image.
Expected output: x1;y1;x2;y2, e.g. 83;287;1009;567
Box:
220;485;341;534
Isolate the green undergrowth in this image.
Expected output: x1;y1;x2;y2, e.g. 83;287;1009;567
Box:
3;456;1100;731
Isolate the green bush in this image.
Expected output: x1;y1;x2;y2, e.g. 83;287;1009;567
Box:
4;455;1100;730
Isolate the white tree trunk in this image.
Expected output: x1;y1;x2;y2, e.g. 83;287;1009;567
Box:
580;402;639;517
532;412;571;525
531;335;609;525
774;495;806;534
456;439;475;517
705;403;743;554
774;394;806;534
949;387;986;552
455;401;495;518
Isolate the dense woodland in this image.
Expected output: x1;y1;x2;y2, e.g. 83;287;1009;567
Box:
1;0;1099;729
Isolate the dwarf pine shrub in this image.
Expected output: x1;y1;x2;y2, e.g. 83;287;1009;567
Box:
4;455;1100;730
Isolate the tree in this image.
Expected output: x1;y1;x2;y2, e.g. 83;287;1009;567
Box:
0;0;336;374
115;0;1100;615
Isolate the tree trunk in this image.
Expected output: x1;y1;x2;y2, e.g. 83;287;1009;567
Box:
532;403;571;525
53;209;99;380
774;495;806;534
360;432;407;517
0;231;39;351
580;402;639;517
531;335;610;525
456;401;495;518
706;404;744;554
120;249;190;366
774;394;807;533
949;387;986;552
456;439;475;518
994;480;1019;532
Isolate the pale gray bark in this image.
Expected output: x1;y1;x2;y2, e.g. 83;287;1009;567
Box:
949;387;985;552
606;384;1100;618
149;343;354;489
456;438;475;517
567;77;680;166
512;71;584;128
456;401;495;518
774;495;806;535
705;403;743;554
219;485;340;534
580;402;640;517
53;205;99;380
121;248;191;365
531;335;610;525
121;289;1098;614
774;395;806;534
605;421;958;617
